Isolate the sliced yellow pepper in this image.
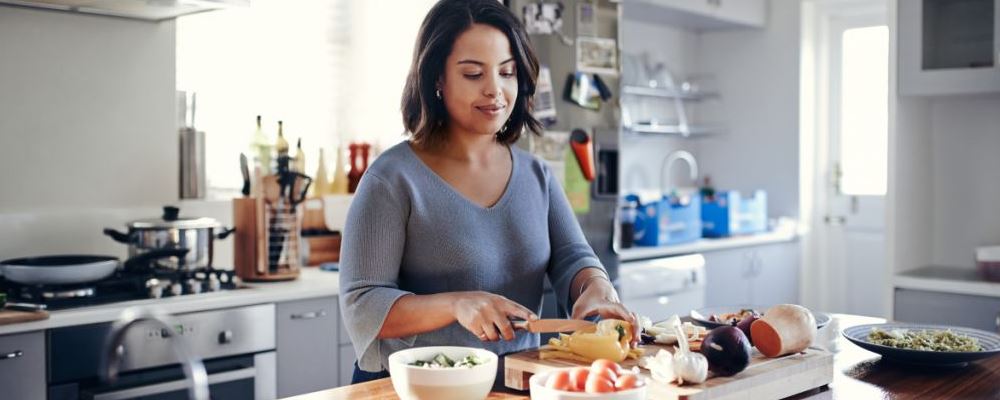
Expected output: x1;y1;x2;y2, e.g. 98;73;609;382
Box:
539;319;637;363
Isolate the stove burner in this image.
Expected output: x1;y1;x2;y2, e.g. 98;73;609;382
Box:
0;267;243;310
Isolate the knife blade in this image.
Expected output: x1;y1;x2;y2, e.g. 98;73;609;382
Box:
240;153;251;197
511;319;595;333
5;302;47;312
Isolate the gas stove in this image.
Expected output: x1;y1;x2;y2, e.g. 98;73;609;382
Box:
0;267;244;310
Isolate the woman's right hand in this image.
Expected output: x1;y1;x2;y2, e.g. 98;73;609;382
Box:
450;291;537;342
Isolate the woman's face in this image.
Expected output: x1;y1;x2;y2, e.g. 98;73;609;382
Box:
440;23;518;139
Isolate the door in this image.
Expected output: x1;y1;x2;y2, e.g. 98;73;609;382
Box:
820;7;890;317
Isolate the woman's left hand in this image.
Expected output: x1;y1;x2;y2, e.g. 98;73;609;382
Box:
570;279;640;347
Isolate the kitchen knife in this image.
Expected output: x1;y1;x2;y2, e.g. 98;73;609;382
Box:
512;318;595;333
5;302;47;312
240;153;251;197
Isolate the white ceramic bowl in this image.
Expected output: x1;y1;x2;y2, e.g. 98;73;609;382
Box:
387;346;497;400
529;370;647;400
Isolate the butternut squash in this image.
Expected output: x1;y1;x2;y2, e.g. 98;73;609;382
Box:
750;304;816;358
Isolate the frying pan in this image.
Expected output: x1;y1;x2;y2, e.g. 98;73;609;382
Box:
0;248;189;285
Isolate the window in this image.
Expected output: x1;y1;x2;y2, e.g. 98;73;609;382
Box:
177;0;436;194
838;25;888;196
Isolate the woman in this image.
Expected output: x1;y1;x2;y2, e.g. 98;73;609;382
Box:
339;0;637;384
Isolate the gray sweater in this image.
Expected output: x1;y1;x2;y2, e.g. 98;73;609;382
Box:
339;141;605;372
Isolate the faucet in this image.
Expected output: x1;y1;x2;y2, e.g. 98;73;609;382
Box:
102;307;210;400
660;150;699;193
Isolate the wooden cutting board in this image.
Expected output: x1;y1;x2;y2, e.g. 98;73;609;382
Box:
505;343;833;400
0;309;49;326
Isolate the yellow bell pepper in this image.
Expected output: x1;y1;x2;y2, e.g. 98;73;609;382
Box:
540;319;635;363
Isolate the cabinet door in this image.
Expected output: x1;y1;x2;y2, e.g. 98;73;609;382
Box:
276;296;340;398
703;248;752;306
641;0;765;29
751;242;800;306
898;0;1000;96
0;331;45;400
895;288;1000;332
338;344;357;387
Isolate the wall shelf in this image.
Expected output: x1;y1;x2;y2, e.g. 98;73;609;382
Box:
623;123;720;137
622;85;719;101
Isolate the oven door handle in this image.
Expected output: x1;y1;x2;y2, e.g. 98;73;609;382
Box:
89;366;257;400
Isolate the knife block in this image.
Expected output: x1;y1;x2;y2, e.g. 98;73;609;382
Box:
233;197;301;281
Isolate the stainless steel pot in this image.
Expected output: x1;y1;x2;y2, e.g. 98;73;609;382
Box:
104;206;234;270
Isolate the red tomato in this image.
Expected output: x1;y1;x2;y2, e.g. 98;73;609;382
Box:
614;373;645;390
590;359;623;376
585;374;616;394
568;367;590;392
545;370;572;391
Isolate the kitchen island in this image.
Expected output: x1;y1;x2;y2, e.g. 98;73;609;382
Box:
286;314;1000;400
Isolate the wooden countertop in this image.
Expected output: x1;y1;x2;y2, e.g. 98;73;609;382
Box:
287;314;1000;400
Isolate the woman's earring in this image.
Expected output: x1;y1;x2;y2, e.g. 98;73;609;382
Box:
435;89;442;99
501;124;508;133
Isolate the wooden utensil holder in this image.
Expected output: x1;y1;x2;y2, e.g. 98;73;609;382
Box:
233;197;301;281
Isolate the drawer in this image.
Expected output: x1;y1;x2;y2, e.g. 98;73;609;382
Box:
0;331;45;400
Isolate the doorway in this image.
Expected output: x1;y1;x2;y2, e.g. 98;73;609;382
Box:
801;0;890;317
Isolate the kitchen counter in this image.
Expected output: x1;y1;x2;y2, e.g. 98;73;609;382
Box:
0;267;340;335
618;219;798;262
894;266;1000;298
284;314;1000;400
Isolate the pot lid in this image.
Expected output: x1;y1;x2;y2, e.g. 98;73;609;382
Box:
128;206;222;230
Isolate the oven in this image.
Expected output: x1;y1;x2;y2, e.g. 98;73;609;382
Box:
47;304;276;400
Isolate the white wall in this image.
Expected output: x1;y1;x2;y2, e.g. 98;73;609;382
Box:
929;95;1000;267
696;0;802;219
0;7;176;209
620;3;701;193
0;7;238;265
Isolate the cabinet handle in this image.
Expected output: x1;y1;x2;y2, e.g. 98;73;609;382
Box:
1;350;23;360
291;310;327;320
995;312;999;334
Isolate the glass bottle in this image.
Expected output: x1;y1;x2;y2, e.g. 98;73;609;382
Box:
330;144;349;194
250;115;272;175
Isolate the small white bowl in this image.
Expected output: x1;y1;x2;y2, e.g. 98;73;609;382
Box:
529;370;648;400
387;346;497;400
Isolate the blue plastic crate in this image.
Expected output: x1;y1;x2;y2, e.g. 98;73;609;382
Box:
625;193;702;246
738;190;768;234
700;190;767;237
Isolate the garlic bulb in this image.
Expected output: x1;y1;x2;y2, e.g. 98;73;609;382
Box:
671;319;708;384
639;349;675;383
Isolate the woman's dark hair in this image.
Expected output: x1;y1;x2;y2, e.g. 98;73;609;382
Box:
401;0;542;147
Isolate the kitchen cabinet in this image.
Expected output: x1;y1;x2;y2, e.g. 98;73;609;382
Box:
276;296;340;398
894;288;1000;332
0;331;45;400
339;344;356;386
898;0;1000;95
630;0;766;30
337;304;356;386
703;242;799;307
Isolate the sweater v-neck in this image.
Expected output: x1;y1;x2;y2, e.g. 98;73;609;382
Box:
403;141;516;212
